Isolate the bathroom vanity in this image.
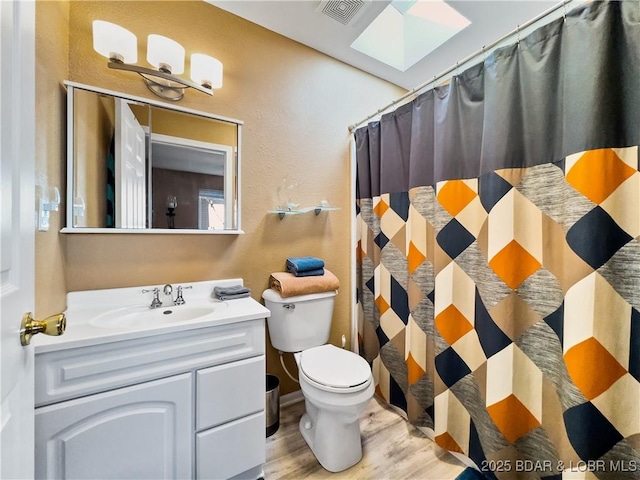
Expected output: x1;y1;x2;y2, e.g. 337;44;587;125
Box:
33;280;270;480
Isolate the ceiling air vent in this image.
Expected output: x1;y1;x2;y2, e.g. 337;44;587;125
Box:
319;0;365;26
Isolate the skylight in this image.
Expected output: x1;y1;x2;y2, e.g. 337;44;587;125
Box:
350;0;471;72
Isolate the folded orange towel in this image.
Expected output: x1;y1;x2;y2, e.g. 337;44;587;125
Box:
269;268;340;297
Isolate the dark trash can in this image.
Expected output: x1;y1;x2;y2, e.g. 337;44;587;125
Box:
266;374;280;437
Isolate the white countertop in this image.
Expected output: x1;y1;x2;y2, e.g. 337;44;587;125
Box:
34;279;271;353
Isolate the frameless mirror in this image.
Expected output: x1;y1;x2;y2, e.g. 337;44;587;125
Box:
64;81;242;233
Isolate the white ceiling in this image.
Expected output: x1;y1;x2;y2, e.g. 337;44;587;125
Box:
206;0;560;90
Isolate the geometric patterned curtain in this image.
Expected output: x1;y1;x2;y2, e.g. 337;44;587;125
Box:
355;3;640;479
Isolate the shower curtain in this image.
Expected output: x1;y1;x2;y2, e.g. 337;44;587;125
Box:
355;2;639;479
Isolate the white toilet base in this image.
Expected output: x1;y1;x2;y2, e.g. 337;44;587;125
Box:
298;373;375;472
299;410;364;473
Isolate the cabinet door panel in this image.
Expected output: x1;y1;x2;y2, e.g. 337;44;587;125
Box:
196;355;264;430
196;412;265;480
35;374;192;480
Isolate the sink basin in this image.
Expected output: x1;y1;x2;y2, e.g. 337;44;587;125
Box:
89;303;227;329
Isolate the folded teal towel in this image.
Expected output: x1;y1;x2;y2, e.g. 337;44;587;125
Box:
286;256;325;275
213;285;251;300
293;268;325;277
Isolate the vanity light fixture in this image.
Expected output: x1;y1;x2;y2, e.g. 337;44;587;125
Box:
92;20;223;101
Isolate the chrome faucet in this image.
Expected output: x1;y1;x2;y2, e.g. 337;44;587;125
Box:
163;284;173;299
143;284;192;308
142;287;162;309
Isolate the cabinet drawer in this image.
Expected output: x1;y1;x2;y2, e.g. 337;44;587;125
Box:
196;412;265;480
196;355;264;430
35;319;264;406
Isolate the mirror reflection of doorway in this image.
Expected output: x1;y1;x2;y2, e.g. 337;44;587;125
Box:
149;134;233;229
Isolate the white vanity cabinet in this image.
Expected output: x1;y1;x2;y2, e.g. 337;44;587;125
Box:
34;316;266;480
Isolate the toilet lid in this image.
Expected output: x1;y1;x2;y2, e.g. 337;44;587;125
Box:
299;345;371;389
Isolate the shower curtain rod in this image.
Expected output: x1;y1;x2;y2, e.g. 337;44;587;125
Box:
348;0;573;133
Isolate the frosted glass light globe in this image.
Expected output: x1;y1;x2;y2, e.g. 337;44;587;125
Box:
147;34;185;74
93;21;137;64
191;54;223;89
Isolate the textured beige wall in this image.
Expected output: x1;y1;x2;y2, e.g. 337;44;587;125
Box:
35;0;69;320
36;0;404;394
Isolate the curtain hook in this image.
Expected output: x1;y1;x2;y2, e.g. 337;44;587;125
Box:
482;45;486;62
563;1;567;23
516;24;520;45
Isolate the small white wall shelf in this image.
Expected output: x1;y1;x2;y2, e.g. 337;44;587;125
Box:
268;206;341;220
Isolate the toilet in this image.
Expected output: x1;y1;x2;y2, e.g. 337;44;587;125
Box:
262;289;374;473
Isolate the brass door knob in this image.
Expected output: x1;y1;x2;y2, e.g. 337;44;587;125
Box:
20;312;66;346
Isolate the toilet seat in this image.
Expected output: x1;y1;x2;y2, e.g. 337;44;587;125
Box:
299;345;372;392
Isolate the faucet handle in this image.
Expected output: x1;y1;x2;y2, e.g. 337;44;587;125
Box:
174;285;192;305
142;287;162;308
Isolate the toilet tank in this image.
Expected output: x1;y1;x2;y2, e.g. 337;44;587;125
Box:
262;289;336;352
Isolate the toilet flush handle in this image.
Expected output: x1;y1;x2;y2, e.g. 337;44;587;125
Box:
283;303;296;309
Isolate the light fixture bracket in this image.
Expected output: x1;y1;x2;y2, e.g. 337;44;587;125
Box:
108;61;213;101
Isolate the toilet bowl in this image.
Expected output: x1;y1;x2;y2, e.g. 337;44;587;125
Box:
295;345;375;472
261;289;375;472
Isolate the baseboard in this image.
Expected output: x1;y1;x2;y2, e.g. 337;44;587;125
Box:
384;397;479;472
280;389;304;407
449;452;479;471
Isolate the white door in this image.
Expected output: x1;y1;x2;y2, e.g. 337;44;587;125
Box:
115;99;146;228
0;1;36;478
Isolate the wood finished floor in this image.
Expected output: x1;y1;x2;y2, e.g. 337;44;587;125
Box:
264;396;467;479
